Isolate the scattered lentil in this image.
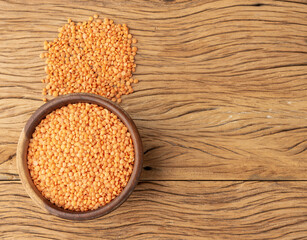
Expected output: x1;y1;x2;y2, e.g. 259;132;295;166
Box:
40;16;138;102
27;103;135;211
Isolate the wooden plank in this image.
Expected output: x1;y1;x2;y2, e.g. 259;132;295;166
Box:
1;180;307;239
0;0;307;180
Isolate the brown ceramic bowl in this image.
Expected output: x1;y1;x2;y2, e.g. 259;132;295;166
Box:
16;93;143;220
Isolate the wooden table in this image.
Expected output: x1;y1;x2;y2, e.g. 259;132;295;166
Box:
0;0;307;239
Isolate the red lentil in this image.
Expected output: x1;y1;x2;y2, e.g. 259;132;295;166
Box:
40;16;138;102
27;103;135;211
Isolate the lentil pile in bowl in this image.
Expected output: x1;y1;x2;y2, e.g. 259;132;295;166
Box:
27;103;134;212
17;94;143;220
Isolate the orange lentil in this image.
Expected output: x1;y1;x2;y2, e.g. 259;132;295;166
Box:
40;16;138;102
27;103;134;212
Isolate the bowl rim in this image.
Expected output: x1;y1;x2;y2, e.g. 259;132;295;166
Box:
16;93;143;220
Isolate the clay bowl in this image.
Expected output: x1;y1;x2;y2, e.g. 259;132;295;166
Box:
16;93;143;220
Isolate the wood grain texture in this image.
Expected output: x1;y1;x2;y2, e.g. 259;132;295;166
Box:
2;180;307;239
1;1;307;238
0;0;307;180
1;0;306;181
